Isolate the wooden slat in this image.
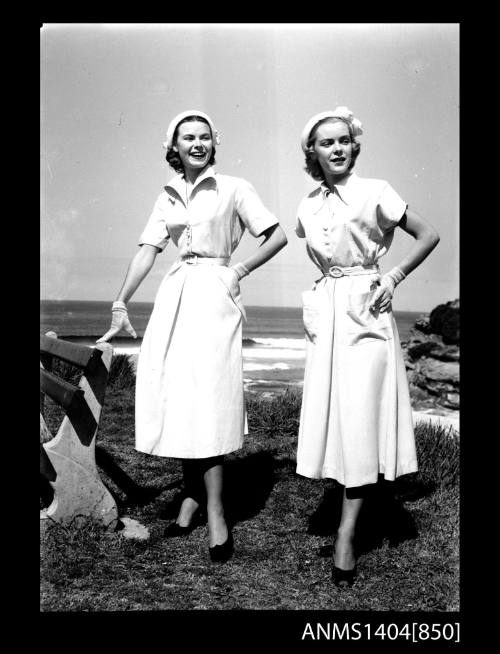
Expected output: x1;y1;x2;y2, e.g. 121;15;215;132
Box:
40;336;103;370
83;356;111;406
67;393;98;447
40;368;83;411
40;333;57;415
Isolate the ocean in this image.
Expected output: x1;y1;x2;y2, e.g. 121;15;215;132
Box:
40;300;421;396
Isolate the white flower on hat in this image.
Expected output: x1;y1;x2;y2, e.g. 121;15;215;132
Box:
330;106;363;137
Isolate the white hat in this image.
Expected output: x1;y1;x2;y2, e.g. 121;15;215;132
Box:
162;110;220;149
300;106;363;153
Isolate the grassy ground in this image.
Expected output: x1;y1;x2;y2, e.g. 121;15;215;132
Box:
40;356;459;612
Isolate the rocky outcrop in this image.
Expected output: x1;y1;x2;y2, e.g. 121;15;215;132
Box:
402;299;460;412
412;299;459;344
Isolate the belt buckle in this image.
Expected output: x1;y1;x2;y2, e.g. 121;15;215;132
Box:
185;255;197;265
329;266;344;278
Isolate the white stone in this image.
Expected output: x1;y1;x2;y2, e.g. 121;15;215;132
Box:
119;517;150;540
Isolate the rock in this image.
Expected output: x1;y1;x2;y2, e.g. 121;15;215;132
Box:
408;383;431;402
429;344;460;362
440;392;460;410
119;517;150;540
407;340;438;360
414;314;433;334
416;358;459;385
409;390;447;412
429;299;459;344
406;370;416;384
423;380;458;396
441;315;460;345
407;332;442;346
405;300;460;411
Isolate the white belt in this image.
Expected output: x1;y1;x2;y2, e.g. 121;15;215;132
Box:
322;264;379;278
181;255;229;266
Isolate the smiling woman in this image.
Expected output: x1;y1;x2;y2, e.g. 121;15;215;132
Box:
97;108;287;564
165;113;218;179
177;122;212;162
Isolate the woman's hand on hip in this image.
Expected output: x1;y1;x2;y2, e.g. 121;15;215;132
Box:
370;275;396;313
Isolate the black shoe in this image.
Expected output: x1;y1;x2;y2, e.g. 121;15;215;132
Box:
163;510;204;537
332;565;357;589
209;530;234;563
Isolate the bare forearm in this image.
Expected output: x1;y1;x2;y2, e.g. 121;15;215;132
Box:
116;245;158;304
239;224;288;273
373;212;439;313
397;233;440;276
395;211;440;277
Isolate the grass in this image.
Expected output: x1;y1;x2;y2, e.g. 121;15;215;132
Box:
40;355;459;612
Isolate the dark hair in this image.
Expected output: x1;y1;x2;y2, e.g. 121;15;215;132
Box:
165;115;217;173
303;117;361;182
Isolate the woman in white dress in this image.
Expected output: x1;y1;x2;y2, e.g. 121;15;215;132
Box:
295;107;439;586
98;110;287;562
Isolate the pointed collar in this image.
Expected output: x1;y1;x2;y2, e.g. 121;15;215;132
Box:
319;171;358;205
165;165;217;198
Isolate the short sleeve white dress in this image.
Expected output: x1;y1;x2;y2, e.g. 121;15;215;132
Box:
135;166;278;459
295;171;418;488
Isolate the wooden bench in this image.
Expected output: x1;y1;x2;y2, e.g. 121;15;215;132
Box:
40;332;119;530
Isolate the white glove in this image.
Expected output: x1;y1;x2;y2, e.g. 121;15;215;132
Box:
96;302;137;343
230;262;250;280
370;266;406;313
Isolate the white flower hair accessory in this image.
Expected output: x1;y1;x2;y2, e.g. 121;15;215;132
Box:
162;109;221;150
300;106;363;152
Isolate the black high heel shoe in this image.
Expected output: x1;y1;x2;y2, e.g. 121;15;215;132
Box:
163;509;205;538
331;535;357;588
332;565;357;589
209;530;234;563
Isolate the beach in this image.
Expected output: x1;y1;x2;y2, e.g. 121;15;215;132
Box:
40;300;421;397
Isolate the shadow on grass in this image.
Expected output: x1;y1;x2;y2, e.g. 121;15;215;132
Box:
307;477;422;554
224;452;276;525
157;451;276;526
95;445;173;508
40;445;178;512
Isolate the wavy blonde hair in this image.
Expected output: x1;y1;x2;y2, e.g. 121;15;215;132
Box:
304;116;361;182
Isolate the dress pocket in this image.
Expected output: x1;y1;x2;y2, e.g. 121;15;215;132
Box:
302;289;322;343
346;290;393;345
217;266;246;321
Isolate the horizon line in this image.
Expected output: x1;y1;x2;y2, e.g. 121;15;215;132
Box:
40;298;430;314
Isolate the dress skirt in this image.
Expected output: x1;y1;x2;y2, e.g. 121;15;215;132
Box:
135;261;246;458
296;270;418;487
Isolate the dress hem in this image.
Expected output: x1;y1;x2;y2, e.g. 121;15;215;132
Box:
296;460;418;487
134;444;243;459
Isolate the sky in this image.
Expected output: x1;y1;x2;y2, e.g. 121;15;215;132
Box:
41;23;459;312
